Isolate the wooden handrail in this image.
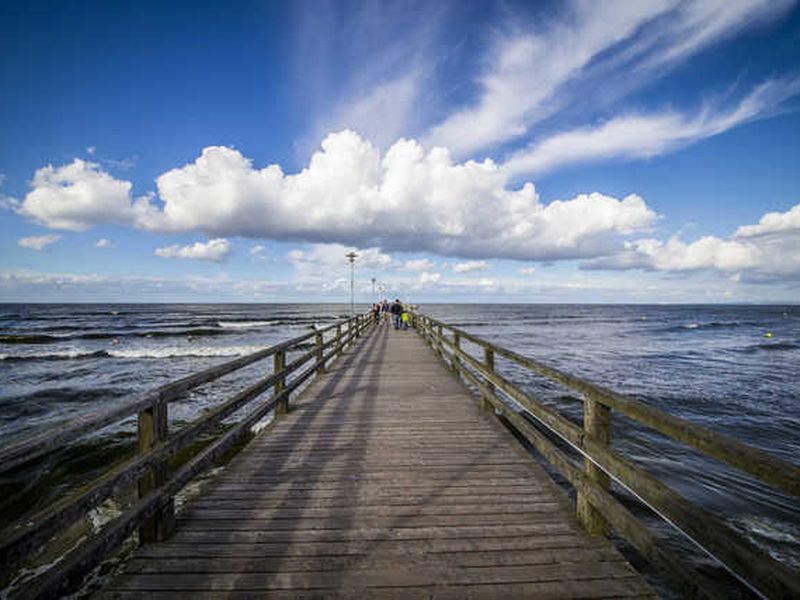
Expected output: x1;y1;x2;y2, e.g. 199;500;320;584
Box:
421;314;800;497
412;312;800;600
0;326;324;474
0;313;374;600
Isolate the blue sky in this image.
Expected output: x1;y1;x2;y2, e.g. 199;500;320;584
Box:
1;0;799;303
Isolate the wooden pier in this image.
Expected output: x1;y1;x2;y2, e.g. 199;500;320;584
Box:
100;322;652;598
2;312;799;599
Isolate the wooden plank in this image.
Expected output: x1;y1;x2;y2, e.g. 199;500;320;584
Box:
102;322;652;598
122;547;625;574
100;578;653;599
135;534;607;558
166;522;580;544
107;562;640;590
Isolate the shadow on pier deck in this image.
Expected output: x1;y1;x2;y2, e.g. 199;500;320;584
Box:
100;323;653;599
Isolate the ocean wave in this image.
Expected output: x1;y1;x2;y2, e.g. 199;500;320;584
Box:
0;327;235;345
744;341;800;353
107;345;265;359
0;349;109;361
660;320;752;333
0;334;61;344
0;344;265;361
217;320;278;329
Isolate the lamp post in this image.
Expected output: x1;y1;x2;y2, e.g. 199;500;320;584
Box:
371;277;376;303
346;251;358;316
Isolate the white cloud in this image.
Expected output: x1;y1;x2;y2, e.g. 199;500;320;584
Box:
95;238;113;248
86;146;96;156
735;203;800;238
519;266;537;275
137;131;657;260
293;0;445;155
15;159;151;231
504;77;800;176
584;203;800;281
318;72;423;151
249;244;268;262
155;238;231;262
18;234;60;251
403;258;436;271
425;1;794;159
634;0;796;72
418;271;441;284
289;243;393;271
453;260;488;273
425;2;675;157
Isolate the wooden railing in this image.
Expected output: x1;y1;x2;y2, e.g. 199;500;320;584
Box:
413;313;800;600
0;313;373;600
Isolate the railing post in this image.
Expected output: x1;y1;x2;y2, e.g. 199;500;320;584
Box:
137;401;174;543
274;349;288;415
577;394;611;535
481;346;495;412
316;331;325;375
452;332;461;374
335;324;342;356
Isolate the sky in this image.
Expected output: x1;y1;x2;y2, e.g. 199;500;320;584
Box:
1;0;799;304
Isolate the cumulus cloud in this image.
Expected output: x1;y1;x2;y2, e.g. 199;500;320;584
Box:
735;203;800;238
453;260;488;273
504;77;800;176
155;238;231;262
136;131;657;260
584;203;800;281
10;132;658;261
14;159;152;231
95;238;113;248
18;234;60;251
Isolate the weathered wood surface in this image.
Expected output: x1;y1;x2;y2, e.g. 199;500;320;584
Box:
100;322;653;599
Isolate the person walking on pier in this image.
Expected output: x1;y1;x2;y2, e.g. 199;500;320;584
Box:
390;299;403;329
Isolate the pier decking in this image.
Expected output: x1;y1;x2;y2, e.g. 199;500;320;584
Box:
101;323;653;599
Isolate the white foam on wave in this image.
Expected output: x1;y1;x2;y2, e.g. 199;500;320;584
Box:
217;320;277;329
108;345;264;359
0;345;265;361
0;349;104;361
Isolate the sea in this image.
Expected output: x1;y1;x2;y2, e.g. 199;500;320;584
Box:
1;303;798;595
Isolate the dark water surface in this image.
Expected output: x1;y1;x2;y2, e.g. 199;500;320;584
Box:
1;303;798;590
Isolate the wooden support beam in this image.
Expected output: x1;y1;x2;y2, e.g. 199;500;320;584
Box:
315;332;325;375
576;394;611;536
274;350;287;415
452;332;461;374
137;401;174;544
481;347;495;412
